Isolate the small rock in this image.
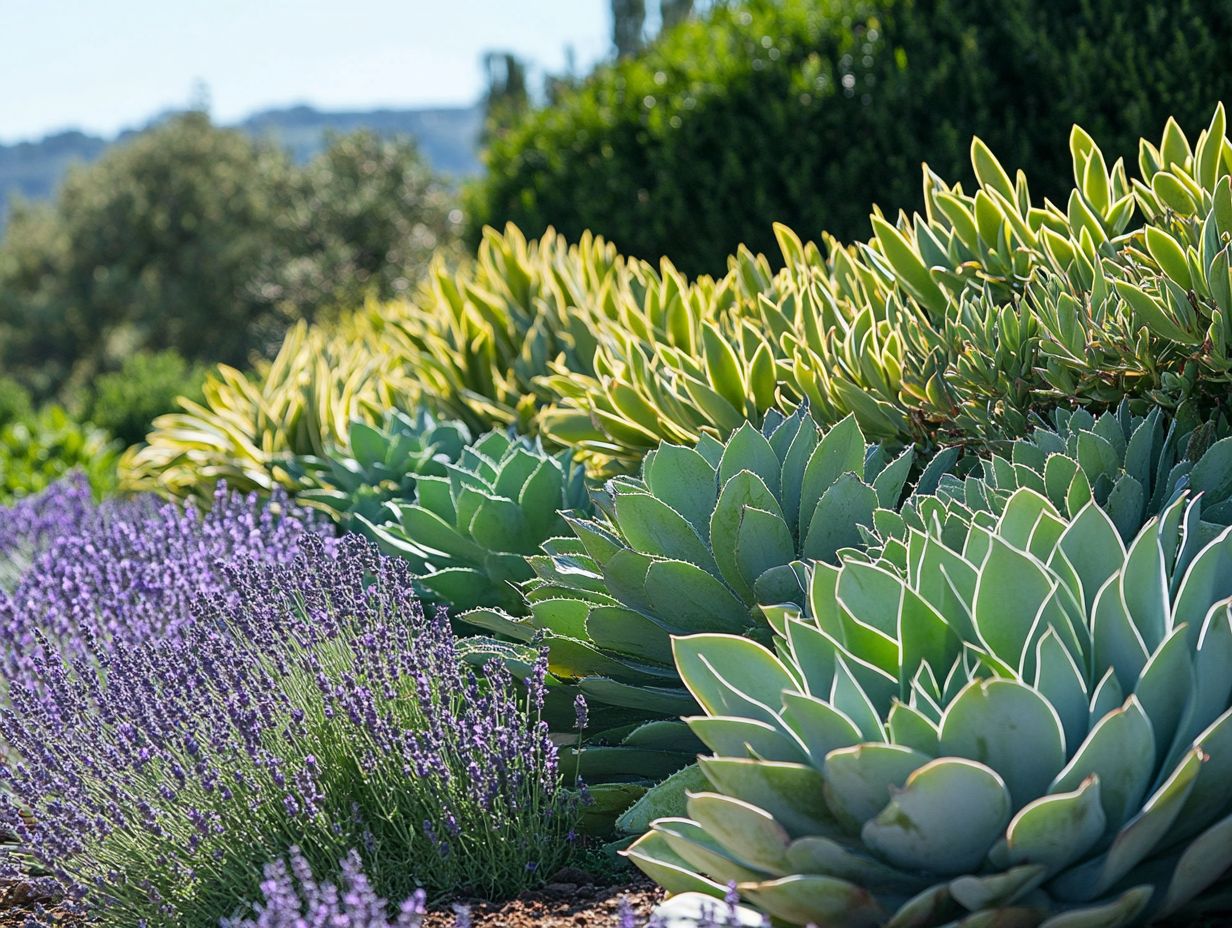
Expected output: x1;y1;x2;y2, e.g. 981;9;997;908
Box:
548;866;593;884
544;882;578;896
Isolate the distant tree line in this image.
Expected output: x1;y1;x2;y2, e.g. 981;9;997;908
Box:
480;0;701;143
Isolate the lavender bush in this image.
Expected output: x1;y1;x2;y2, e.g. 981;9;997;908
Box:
0;478;332;687
0;535;576;927
0;472;96;589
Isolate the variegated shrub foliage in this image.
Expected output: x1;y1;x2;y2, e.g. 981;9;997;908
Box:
629;487;1232;927
134;107;1232;494
541;105;1232;471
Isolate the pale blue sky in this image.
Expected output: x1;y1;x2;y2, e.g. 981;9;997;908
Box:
0;1;612;143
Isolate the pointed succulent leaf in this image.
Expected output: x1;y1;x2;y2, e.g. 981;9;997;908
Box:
1050;698;1155;837
799;415;866;538
614;492;716;572
1049;748;1202;901
686;792;791;872
674;635;797;723
780;691;863;768
699;757;840;838
686;716;807;764
711;470;784;601
1035;886;1153;928
1006;775;1106;874
740;874;884;928
822;743;931;831
802;473;879;562
1157;810;1232;918
623;831;727;895
644;559;751;633
719;422;783;497
735;505;797;592
642;444;719;541
654;817;772;883
948;864;1047;911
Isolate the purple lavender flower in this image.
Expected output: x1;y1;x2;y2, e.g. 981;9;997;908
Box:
0;534;575;928
0;480;333;689
222;849;427;928
617;898;638;928
0;473;95;588
574;694;589;732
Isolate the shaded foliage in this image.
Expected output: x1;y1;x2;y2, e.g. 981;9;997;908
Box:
469;0;1232;274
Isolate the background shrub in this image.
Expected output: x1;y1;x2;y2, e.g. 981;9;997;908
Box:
469;0;1232;274
0;112;458;402
0;375;33;427
82;348;208;447
0;406;117;502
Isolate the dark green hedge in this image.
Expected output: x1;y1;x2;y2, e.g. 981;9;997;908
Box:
468;0;1232;275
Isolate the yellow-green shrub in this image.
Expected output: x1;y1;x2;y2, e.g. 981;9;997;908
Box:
539;106;1232;471
121;312;420;498
133;107;1232;492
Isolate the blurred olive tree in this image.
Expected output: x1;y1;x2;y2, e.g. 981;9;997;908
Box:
0;111;459;400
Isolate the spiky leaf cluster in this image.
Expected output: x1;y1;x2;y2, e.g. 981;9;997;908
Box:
465;408;953;786
872;405;1232;570
362;429;590;612
288;411;471;530
540;106;1232;472
121;316;422;498
630;487;1232;927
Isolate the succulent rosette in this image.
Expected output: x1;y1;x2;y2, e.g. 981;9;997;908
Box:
917;403;1232;543
360;428;591;612
630;487;1232;927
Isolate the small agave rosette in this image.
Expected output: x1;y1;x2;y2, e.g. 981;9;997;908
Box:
362;428;590;611
915;402;1232;543
628;487;1232;927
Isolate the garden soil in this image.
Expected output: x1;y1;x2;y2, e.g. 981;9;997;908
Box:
0;873;662;927
423;872;662;927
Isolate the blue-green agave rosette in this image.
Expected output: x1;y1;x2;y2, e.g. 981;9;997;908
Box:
631;487;1232;928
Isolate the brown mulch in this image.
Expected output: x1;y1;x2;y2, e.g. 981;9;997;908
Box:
0;872;660;928
0;878;81;926
423;871;662;928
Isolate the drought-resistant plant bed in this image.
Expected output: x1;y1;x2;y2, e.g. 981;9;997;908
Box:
13;106;1232;928
137;104;1232;489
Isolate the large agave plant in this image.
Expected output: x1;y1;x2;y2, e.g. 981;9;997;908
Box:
361;429;591;613
629;486;1232;927
286;410;471;529
926;403;1232;541
464;407;954;791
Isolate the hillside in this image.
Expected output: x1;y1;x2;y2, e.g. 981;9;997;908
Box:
0;104;482;220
